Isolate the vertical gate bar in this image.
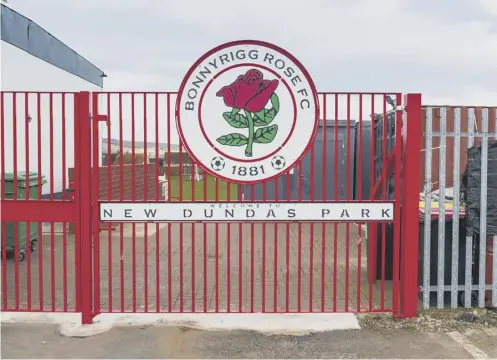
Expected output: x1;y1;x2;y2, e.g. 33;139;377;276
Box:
273;178;278;312
1;218;6;309
238;184;243;312
131;94;137;312
0;92;7;310
37;93;44;311
285;172;291;312
13;218;19;309
227;178;231;313
215;178;219;312
191;161;196;313
155;94;160;312
451;108;461;308
321;94;327;312
78;92;94;324
144;94;149;312
166;94;172;312
309;135;315;312
73;93;82;312
25;93;32;311
192;166;197;312
61;93;67;312
345;94;352;311
392;93;402;314
119;94;125;312
478;109;489;308
345;94;351;312
178;142;184;312
399;93;422;318
262;181;276;312
107;93;113;313
203;171;208;312
381;95;387;310
49;93;56;311
368;95;375;311
333;94;339;312
297;162;302;312
12;218;19;306
61;93;68;311
465;108;475;307
437;107;447;309
12;94;19;310
493;234;497;307
91;92;101;315
262;182;267;312
250;184;255;312
357;94;363;312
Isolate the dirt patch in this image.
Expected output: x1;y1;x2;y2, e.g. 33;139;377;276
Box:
358;309;497;332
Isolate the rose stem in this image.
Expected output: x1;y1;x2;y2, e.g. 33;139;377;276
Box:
244;110;254;157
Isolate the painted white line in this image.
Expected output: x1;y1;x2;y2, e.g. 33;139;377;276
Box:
1;312;360;337
448;331;489;359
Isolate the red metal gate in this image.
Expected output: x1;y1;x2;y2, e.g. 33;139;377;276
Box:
0;92;90;316
1;91;422;323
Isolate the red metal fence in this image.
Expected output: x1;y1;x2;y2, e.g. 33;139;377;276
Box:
0;92;82;313
0;91;422;323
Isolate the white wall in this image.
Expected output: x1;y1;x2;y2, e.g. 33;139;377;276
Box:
1;42;103;195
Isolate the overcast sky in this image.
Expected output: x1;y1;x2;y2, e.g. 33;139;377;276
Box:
6;0;497;105
1;0;496;193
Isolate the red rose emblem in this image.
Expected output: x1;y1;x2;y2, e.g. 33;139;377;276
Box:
216;69;279;113
215;69;281;158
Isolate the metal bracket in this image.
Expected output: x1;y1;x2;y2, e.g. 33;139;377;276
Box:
95;114;108;122
99;223;116;232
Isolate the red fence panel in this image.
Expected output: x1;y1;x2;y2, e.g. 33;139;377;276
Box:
0;91;83;313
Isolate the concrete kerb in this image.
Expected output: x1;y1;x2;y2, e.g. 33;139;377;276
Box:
1;312;361;337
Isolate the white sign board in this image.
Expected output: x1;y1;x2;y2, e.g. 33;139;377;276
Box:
176;40;320;184
99;202;394;222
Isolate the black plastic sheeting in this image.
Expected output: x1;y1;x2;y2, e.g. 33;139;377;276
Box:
462;140;497;236
1;4;104;87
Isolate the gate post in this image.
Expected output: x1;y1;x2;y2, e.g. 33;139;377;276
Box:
76;91;93;324
400;93;422;318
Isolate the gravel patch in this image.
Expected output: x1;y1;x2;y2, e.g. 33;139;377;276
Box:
358;308;497;332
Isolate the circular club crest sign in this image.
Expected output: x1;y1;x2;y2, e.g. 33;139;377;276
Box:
176;40;319;184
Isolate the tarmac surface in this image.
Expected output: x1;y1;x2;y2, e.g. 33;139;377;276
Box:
2;320;496;359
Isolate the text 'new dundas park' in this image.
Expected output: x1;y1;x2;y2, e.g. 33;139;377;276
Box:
99;202;395;222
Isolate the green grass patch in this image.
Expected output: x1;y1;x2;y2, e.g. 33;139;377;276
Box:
168;175;238;201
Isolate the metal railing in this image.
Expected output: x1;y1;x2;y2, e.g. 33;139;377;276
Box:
421;106;497;309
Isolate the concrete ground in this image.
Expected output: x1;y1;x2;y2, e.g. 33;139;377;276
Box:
2;322;496;359
3;222;394;313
